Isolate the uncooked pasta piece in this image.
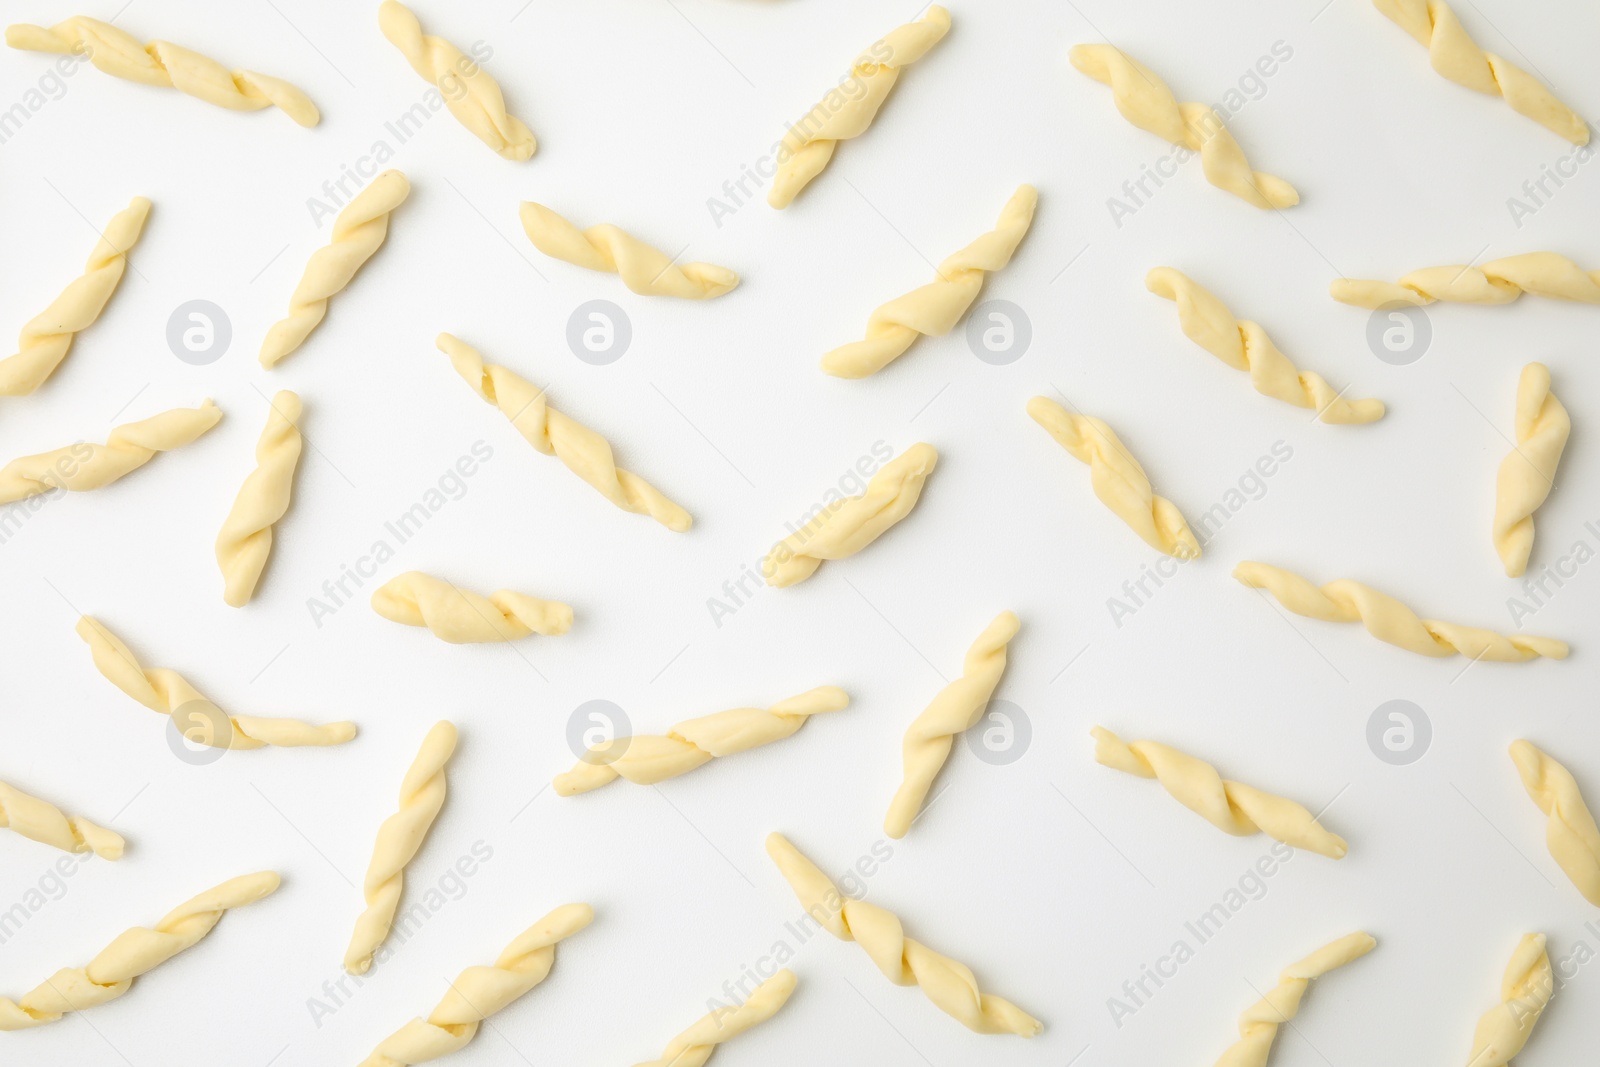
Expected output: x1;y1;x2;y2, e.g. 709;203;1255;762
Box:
1331;252;1600;308
0;779;123;859
1493;364;1568;577
1463;934;1552;1067
216;391;302;607
631;970;796;1067
1212;933;1375;1067
1509;740;1600;907
519;203;737;298
0;401;220;505
371;571;572;643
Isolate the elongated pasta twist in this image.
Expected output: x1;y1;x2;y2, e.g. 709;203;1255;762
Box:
632;970;796;1067
371;571;572;643
1493;364;1568;577
1465;934;1552;1067
0;780;123;859
216;390;302;607
1213;933;1376;1067
519;202;738;298
0;401;220;505
1332;252;1600;308
1509;741;1600;907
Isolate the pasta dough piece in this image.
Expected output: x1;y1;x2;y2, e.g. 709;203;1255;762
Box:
822;186;1036;378
1493;364;1569;577
885;612;1018;839
346;721;456;975
765;832;1041;1036
1091;727;1347;858
631;969;796;1067
359;904;591;1067
1509;740;1600;907
371;571;572;643
1465;934;1552;1067
1372;0;1587;144
555;686;848;796
4;19;318;126
0;401;221;505
519;203;738;299
438;333;691;531
1233;561;1568;661
1331;252;1600;308
378;1;534;160
75;616;356;748
260;170;410;367
768;6;950;208
1146;267;1384;424
0;197;150;398
1027;397;1199;559
1213;932;1375;1067
0;871;279;1030
0;780;123;860
762;443;937;587
1069;44;1297;209
216;390;302;607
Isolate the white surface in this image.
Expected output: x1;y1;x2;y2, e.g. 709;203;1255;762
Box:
1;0;1597;1063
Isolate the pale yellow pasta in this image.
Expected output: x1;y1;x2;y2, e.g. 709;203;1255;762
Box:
0;872;279;1030
886;612;1018;839
438;333;691;531
379;1;534;160
823;186;1036;378
0;779;123;860
765;833;1041;1036
1233;561;1568;661
1373;0;1587;144
1028;397;1198;559
371;571;572;644
1465;934;1552;1067
556;686;847;796
631;970;796;1067
1070;44;1297;209
519;203;738;299
1510;741;1600;907
1146;267;1384;424
1332;252;1600;308
1494;364;1568;577
0;401;220;505
1091;727;1347;857
0;198;150;398
769;6;950;208
346;721;456;975
5;18;318;125
359;904;591;1067
216;390;302;607
261;170;410;367
1213;933;1375;1067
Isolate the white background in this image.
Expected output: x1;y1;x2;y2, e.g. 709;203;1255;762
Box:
2;0;1598;1064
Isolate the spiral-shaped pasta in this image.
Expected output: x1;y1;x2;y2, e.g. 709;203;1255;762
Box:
519;203;738;299
1493;364;1569;577
216;391;302;607
0;401;220;504
371;571;572;643
631;970;796;1067
0;779;123;859
1213;933;1376;1067
1465;934;1552;1067
1331;252;1600;308
1509;741;1600;907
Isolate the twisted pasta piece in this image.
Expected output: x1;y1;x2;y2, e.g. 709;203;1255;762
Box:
371;571;572;644
1331;252;1600;308
260;170;410;367
1373;0;1587;144
0;871;279;1030
0;779;123;860
886;612;1018;839
438;333;691;531
768;6;950;208
1213;932;1376;1067
75;616;356;749
765;833;1041;1036
4;18;318;126
1465;934;1552;1067
379;1;534;160
359;904;591;1067
0;197;150;398
1070;44;1298;209
0;401;221;505
555;686;848;796
519;202;738;299
763;444;937;587
1509;740;1600;907
1146;267;1384;424
346;721;457;976
1233;561;1568;661
1091;727;1347;858
822;186;1036;378
1028;397;1199;559
632;969;796;1067
1494;364;1569;577
215;390;302;607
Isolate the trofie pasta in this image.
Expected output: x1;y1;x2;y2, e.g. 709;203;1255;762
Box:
1212;933;1375;1067
1091;727;1348;857
0;779;124;859
216;391;303;607
1493;364;1569;577
0;401;221;504
0;197;150;399
371;571;572;643
1331;252;1600;308
630;970;796;1067
519;203;738;298
0;872;280;1030
1464;935;1553;1067
1509;741;1600;907
555;686;848;796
